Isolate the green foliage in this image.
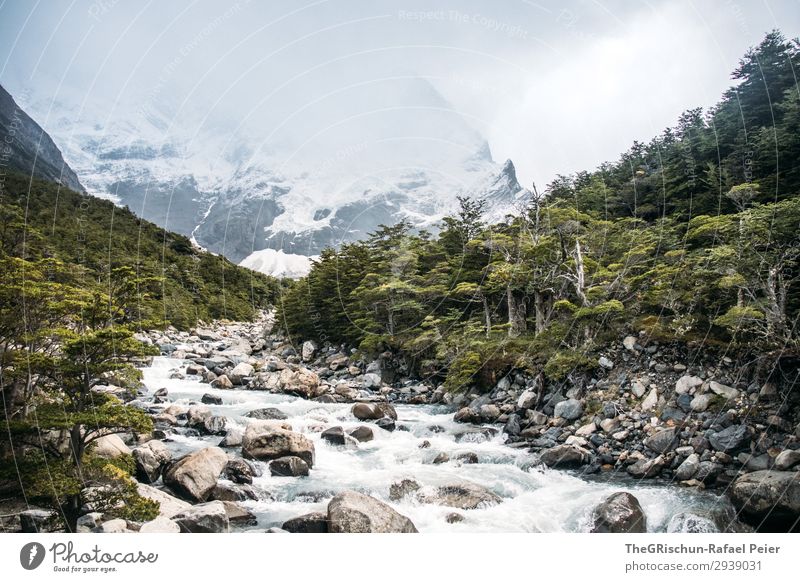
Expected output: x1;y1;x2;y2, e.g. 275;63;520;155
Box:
544;350;598;382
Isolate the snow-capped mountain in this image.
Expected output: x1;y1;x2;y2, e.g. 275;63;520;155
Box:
22;78;529;276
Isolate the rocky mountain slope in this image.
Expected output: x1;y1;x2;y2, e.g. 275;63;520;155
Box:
0;84;84;192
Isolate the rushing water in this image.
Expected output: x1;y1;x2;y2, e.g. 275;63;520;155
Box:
142;357;735;533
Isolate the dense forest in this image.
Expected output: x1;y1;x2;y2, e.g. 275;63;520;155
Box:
0;171;279;529
278;30;800;392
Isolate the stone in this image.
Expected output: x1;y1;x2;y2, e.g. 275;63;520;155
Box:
479;404;501;421
526;410;548;425
626;455;666;478
675;375;703;395
622;336;638;351
641;388;658;412
361;373;383;389
375;417;396;432
327;490;418;533
598;356;614;370
219;430;243;448
133;439;172;483
433;452;450;464
591;492;647;533
227;362;254;385
418;481;502;510
675;453;700;480
389;479;421;501
352;402;387;421
225;458;256;484
630;380;646;398
163;447;228;502
269;456;311;477
645;428;677;454
517;389;537;409
200;415;227;436
136;483;191;518
301;340;318;362
246;407;288;421
690;393;714;412
140;516;180;533
729;471;800;530
446;513;465;523
774;449;800;471
708;425;750;452
201;393;223;405
709;381;739;401
321;426;347;446
600;418;619;434
554;398;583;421
457;452;479;464
453;407;481;423
92;519;130;533
210;482;257;502
348;426;374;442
283;512;328;533
504;414;522;435
186;405;212;428
211;375;234;390
91;434;131;459
221;501;257;525
242;425;315;467
540;444;591;468
576;422;597;436
172;501;230;533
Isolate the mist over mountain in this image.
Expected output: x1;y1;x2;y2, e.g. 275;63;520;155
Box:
23;77;528;275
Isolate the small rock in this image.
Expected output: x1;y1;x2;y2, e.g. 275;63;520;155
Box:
774;449;800;471
389;479;421;501
348;426;374;442
598;356;614;370
675;375;703;395
283;512;328;533
201;393;223;405
554;399;583;421
327;490;417;533
172;501;230;533
622;336;638;351
591;492;646;533
709;381;739;401
269;456;310;477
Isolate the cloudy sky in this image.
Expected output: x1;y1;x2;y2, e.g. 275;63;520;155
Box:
1;0;799;187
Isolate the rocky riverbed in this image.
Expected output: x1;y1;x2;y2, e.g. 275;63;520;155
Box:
11;312;800;533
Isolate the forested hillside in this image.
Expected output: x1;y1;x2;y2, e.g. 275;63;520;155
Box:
278;31;800;392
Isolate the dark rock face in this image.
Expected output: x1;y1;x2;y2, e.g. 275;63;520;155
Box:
591;492;647;533
644;428;677;454
0;84;84;192
708;425;751;452
224;459;257;485
729;471;800;531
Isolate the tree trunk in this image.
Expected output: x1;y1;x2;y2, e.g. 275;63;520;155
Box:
482;295;491;339
574;239;589;307
533;290;548;335
507;287;527;338
764;265;787;340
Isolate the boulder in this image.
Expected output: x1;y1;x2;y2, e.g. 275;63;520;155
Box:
222;500;257;526
269;456;310;477
517;389;537;409
352;402;386;421
348;426;374;442
361;373;383;389
709;381;739;401
186;405;212;428
282;512;328;533
417;481;502;510
630;380;647;398
626;455;665;478
209;482;257;502
622;336;638;351
690;393;714;412
172;501;230;533
19;509;54;533
200;415;227;436
140;516;180;533
675;375;703;395
675;453;700;480
375;417;396;432
242;425;315;467
92;519;131;533
321;426;347;446
598;356;614;370
228;362;254;385
136;483;191;518
644;428;677;454
774;449;800;471
591;492;647;533
201;393;223;405
225;458;257;484
729;471;800;530
453;407;481;424
163;447;228;502
132;439;172;484
279;367;321;399
327;490;418;533
554;399;583;421
708;425;750;452
540;444;591;468
301;340;318;362
389;479;421;501
210;375;234;390
246;407;288;421
91;434;131;459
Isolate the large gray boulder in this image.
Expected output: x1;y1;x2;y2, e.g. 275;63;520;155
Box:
554;399;583;421
163;447;228;502
708;425;750;452
228;362;254;385
644;428;677;454
729;471;800;530
282;512;328;533
135;483;191;518
352;402;396;421
242;424;315;467
172;501;230;533
327;490;418;533
591;492;647;533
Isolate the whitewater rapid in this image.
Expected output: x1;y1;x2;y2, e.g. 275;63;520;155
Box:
142;357;736;533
